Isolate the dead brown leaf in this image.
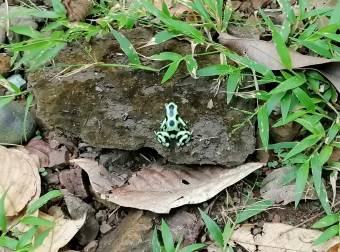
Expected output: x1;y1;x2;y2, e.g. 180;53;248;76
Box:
25;138;70;168
260;166;317;204
327;243;340;252
218;33;340;92
63;0;92;22
97;210;153;252
35;209;86;252
0;146;41;216
59;168;88;199
231;223;340;252
72;159;264;213
0;53;11;76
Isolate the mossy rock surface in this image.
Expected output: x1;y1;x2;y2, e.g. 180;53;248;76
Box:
0;101;36;144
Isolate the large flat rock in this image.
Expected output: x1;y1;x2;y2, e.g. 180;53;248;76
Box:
28;28;255;166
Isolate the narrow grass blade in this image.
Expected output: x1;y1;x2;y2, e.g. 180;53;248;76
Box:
51;0;66;17
312;214;339;229
273;110;307;127
236;200;273;224
0;236;18;250
311;154;322;194
0;97;13;108
293;87;315;111
260;9;292;69
185;55;198;78
145;31;179;47
319;145;333;165
111;29;141;65
21;216;54;228
199;209;224;248
197;64;234;76
226;69;240;104
10;25;42;39
280;92;291;121
329;1;340;24
17;226;38;249
161;60;181;83
295;161;310;208
27;190;62;214
161;220;175;252
0;192;7;233
180;243;206;252
152;228;161;252
313;224;339;245
257;105;269;150
150;52;182;61
270;75;306;94
284;134;322;160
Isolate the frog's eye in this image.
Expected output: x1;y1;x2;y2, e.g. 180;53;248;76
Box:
168;104;174;110
169;120;175;127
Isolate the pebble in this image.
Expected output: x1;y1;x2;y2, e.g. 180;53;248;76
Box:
100;222;113;234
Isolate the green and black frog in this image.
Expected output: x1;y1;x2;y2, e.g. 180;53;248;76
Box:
155;102;192;147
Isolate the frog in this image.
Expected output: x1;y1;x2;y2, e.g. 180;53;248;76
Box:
155;102;192;147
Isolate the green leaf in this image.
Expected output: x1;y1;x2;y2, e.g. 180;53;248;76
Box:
312;214;339;229
318;181;332;215
236;200;273;224
270;76;306;94
0;192;7;233
0;97;14;109
21;216;54;228
313;224;339;245
295;117;324;135
161;220;175;252
325;123;339;144
161;60;181;83
185;55;198;78
260;9;292;69
190;0;214;28
27;190;62;214
319;145;333;165
152;228;161;252
295;161;310;208
311;154;322;195
293;87;315;111
280;92;291;121
226;69;241;104
180;243;206;252
273;110;307;127
111;29;141;65
299;40;332;58
52;0;66;17
329;0;340;24
197;64;234;77
257;105;269;150
199;209;224;248
10;25;42;38
322;33;340;43
0;236;18;250
222;220;233;242
284;134;322;160
146;31;179;46
150;52;182;62
17;226;38;249
33;228;51;249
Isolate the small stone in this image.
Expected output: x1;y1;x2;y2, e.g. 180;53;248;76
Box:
207;99;213;109
95;210;107;223
59;168;88;198
45;173;59;184
7;74;27;91
272;214;281;223
100;222;112;234
83;240;98;252
252;227;262;236
0;101;36;144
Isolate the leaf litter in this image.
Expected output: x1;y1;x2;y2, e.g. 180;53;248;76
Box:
72;159;264;213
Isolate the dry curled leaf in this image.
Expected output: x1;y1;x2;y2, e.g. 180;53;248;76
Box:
218;33;340;92
72;159;264;213
35;209;86;252
0;53;11;76
0;145;41;216
63;0;92;22
231;223;340;252
260;166;317;204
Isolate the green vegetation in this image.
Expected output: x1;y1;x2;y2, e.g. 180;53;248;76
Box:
0;190;62;251
312;213;340;245
1;0;339;247
152;199;272;251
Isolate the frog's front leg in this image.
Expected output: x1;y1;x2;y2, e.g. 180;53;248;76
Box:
176;130;192;147
177;116;188;130
155;131;171;147
160;118;167;131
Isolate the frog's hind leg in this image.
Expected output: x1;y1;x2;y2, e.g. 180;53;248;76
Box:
176;130;192;146
155;131;170;147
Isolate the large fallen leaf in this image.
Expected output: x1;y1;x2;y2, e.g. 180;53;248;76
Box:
72;159;264;213
0;146;41;216
231;223;340;252
218;33;340;92
35;209;86;252
260;166;317;204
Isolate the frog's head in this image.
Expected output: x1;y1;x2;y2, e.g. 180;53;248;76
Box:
165;102;178;119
